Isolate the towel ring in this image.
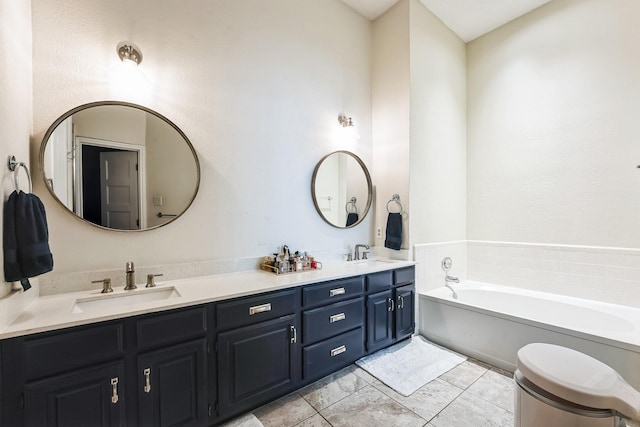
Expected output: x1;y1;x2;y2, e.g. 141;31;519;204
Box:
7;155;32;193
386;194;403;214
345;197;358;214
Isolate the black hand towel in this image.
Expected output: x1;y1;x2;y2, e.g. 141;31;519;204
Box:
3;191;54;291
346;212;359;227
384;212;402;250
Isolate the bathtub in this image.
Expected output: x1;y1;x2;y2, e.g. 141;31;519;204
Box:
419;281;640;389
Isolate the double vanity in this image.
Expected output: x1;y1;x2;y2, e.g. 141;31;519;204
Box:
0;260;415;427
3;100;407;426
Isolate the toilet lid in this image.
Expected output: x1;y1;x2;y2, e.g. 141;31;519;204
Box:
517;343;640;419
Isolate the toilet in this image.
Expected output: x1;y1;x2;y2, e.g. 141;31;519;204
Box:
514;343;640;427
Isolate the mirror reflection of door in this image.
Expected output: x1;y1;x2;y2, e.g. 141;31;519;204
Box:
99;151;139;229
77;138;145;230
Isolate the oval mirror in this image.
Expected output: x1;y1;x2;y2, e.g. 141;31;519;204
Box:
39;101;200;231
311;150;372;228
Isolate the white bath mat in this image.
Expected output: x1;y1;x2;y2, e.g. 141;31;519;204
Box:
356;336;466;396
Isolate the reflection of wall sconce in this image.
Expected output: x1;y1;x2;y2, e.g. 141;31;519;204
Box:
117;42;143;66
338;114;354;127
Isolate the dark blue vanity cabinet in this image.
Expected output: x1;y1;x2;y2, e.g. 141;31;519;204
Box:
1;265;415;427
1;321;128;427
134;306;210;427
215;289;300;419
301;276;366;383
366;267;415;353
1;306;211;427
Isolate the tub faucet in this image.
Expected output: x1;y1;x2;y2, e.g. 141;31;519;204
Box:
444;283;458;299
445;275;459;298
441;257;458;299
354;244;370;260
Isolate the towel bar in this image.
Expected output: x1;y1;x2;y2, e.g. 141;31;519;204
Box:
386;194;403;214
7;155;32;193
345;196;358;214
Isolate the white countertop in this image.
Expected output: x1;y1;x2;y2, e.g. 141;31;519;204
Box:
0;259;415;340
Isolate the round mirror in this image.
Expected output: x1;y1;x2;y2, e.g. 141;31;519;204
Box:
39;101;200;231
311;150;372;228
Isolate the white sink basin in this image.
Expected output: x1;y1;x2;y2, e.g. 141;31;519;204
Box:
72;286;181;314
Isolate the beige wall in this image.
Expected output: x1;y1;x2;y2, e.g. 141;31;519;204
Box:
467;0;640;248
0;0;33;296
31;0;373;276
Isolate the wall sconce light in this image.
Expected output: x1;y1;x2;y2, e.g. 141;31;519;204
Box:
111;42;149;101
337;113;360;142
338;114;354;128
117;42;143;66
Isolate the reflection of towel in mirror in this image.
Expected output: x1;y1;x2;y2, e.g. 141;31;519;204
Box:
384;212;402;250
346;212;359;227
3;191;54;291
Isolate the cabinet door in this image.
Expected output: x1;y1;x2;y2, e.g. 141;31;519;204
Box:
395;284;415;340
366;290;393;353
25;361;125;427
217;314;299;418
137;339;208;427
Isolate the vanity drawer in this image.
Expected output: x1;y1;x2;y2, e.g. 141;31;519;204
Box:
217;289;298;331
23;323;124;380
366;271;393;292
136;306;207;350
302;297;364;344
302;276;364;308
302;327;364;381
394;266;415;286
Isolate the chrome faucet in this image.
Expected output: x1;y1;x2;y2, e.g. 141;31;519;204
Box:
354;244;370;261
124;262;137;290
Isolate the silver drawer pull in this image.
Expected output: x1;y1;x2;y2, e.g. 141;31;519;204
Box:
330;313;346;323
143;368;151;393
330;287;346;297
249;303;272;315
331;345;347;357
111;377;119;404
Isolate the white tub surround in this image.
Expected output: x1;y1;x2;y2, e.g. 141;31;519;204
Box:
0;258;414;339
420;281;640;390
414;240;640;309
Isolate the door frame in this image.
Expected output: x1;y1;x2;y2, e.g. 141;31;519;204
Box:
75;136;147;229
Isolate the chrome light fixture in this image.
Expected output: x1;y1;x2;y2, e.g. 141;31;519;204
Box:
117;42;143;66
338;114;354;127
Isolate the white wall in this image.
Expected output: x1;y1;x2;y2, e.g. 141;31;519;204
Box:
0;0;33;297
467;0;640;248
31;0;373;278
409;0;466;244
372;0;411;250
372;0;466;253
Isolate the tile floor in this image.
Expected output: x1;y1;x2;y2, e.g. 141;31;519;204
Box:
221;357;515;427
